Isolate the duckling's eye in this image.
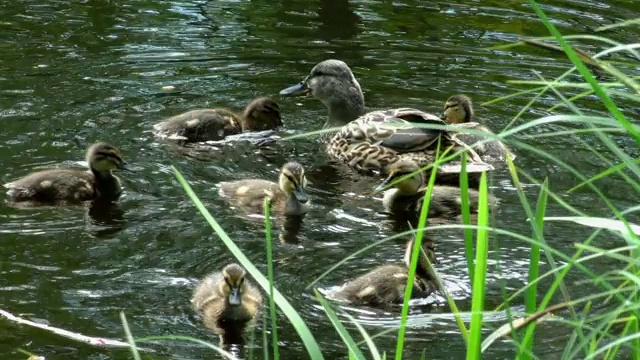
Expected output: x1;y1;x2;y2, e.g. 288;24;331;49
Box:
286;175;298;186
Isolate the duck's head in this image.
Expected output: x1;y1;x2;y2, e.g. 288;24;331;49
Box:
87;142;130;173
279;59;365;124
443;94;474;124
219;263;248;306
242;97;283;131
278;161;309;204
374;160;423;195
403;238;436;277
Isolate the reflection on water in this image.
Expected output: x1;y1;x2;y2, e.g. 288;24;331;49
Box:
0;0;638;359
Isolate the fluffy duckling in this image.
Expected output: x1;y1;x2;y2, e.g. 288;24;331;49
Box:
4;142;128;203
333;238;437;305
154;97;282;142
443;95;514;161
374;159;497;219
219;162;310;216
191;264;262;344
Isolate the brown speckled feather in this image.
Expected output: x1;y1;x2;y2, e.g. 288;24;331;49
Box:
326;108;488;178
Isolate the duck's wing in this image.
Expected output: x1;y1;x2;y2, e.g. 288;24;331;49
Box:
350;108;450;153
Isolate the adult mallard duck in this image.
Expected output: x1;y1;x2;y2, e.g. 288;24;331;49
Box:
333;238;437;305
218;161;310;216
442;94;515;161
374;159;498;219
279;59;492;185
154;97;282;142
4;142;129;204
191;263;262;345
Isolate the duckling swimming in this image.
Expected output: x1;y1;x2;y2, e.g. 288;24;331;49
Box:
191;263;262;345
279;59;491;185
4;142;128;203
443;94;515;161
374;159;497;219
154;97;282;142
219;161;310;216
333;238;437;305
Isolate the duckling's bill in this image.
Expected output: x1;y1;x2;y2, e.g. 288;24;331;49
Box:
228;287;242;305
279;81;309;97
293;185;309;203
373;177;393;194
119;161;135;172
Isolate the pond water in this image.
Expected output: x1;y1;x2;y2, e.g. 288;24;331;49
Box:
1;0;639;359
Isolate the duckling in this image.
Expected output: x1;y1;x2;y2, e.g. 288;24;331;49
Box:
279;59;491;185
154;97;282;142
4;142;128;203
218;161;310;216
443;94;515;161
374;159;498;219
333;238;437;305
191;263;262;344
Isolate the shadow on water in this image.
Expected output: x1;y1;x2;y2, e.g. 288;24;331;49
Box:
0;0;638;359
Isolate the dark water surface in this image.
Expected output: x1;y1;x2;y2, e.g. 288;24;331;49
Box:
1;0;639;359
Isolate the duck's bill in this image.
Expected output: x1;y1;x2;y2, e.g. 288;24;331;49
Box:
228;288;241;306
293;186;309;203
279;81;309;97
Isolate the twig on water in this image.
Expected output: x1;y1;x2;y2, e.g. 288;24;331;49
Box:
0;309;153;352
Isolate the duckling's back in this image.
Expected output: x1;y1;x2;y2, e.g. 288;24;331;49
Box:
453;123;515;162
5;168;97;202
155;109;242;142
218;179;282;212
334;264;437;305
241;97;282;132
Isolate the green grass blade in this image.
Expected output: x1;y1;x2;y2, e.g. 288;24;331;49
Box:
459;152;475;283
343;312;383;360
263;197;280;359
467;172;490;360
263;315;270;360
314;290;368;360
394;145;441;360
528;0;640;146
134;335;239;359
521;178;548;357
172;166;324;360
120;312;142;360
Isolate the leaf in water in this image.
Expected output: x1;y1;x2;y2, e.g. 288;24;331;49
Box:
541;217;640;236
